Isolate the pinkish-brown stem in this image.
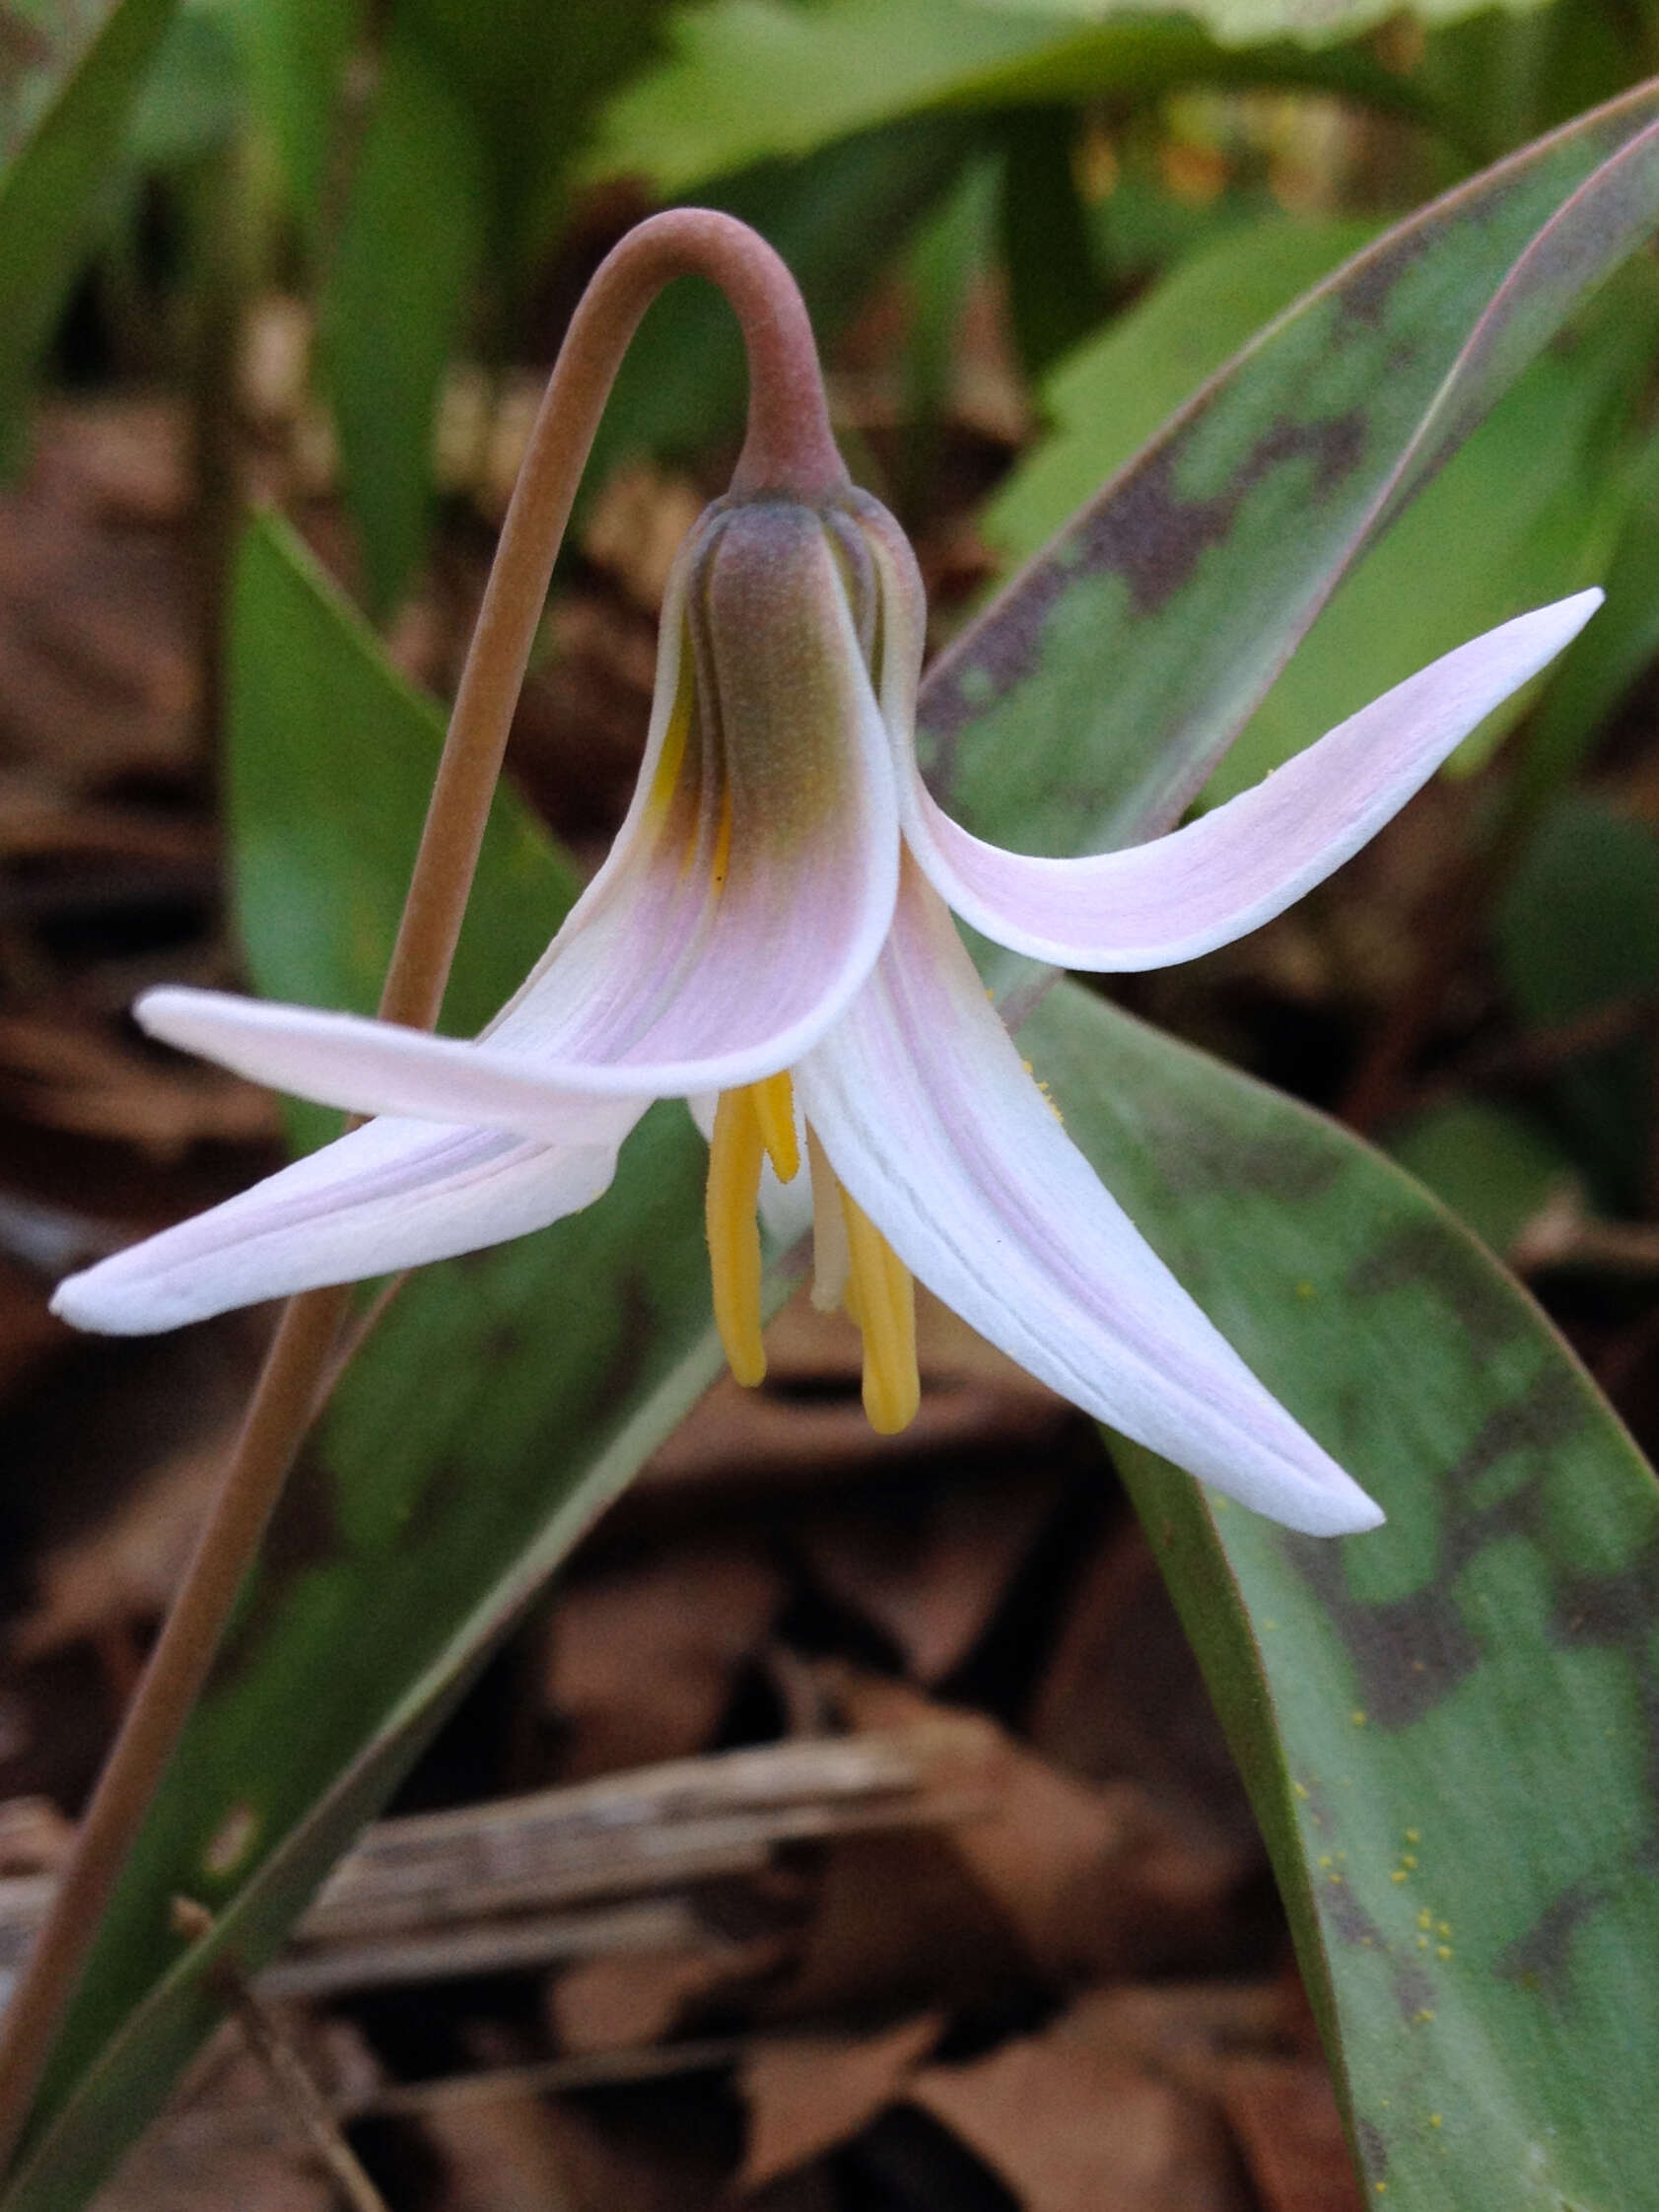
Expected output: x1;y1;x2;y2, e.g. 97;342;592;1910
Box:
0;209;841;2177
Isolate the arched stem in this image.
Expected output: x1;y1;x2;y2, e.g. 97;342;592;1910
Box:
0;210;840;2177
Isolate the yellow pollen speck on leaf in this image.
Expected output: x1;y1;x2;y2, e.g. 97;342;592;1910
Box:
1402;1853;1417;1868
1350;1709;1367;1727
1405;1829;1420;1844
1437;1920;1451;1936
1436;1944;1452;1960
1391;1870;1409;1885
1429;2115;1443;2130
1417;1909;1433;1930
1292;1781;1309;1799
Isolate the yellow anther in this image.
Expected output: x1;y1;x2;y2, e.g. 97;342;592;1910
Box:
748;1071;799;1182
838;1184;919;1434
706;1089;766;1387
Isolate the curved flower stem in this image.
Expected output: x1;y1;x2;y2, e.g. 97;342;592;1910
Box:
0;209;840;2176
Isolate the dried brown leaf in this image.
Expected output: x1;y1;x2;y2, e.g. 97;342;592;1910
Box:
737;2014;943;2191
910;2011;1247;2212
545;1541;786;1778
1217;2057;1364;2212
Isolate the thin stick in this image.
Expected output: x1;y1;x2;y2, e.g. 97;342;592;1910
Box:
0;209;842;2177
171;1899;390;2212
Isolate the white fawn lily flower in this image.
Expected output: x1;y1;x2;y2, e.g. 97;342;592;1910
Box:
50;484;1600;1536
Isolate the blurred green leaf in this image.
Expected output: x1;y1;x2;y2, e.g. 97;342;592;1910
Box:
0;0;180;471
1493;794;1659;1210
993;0;1544;35
592;0;1442;195
226;518;578;1150
1384;1098;1572;1257
997;106;1102;377
588;115;975;491
128;4;242;170
1026;976;1659;2207
1517;420;1659;813
322;29;487;619
393;0;669;287
3;515;735;2197
223;0;360;242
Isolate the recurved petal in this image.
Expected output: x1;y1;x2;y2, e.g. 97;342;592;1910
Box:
48;1111;635;1334
136;989;666;1137
898;591;1602;972
795;864;1383;1535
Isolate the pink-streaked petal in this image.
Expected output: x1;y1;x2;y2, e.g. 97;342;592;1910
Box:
898;591;1601;972
483;501;900;1090
796;864;1383;1536
48;1111;636;1334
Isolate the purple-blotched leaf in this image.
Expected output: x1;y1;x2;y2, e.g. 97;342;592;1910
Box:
917;79;1659;862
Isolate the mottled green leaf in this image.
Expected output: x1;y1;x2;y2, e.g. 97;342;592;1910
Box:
0;0;180;471
322;29;486;618
918;80;1659;869
591;0;1437;195
1025;977;1659;2207
1209;263;1658;802
0;518;742;2199
986;212;1379;568
226;518;577;1151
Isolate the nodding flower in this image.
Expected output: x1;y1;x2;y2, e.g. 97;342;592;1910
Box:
50;473;1601;1536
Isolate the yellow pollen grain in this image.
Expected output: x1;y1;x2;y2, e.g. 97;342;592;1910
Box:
706;1089;767;1387
1417;1909;1433;1930
838;1185;920;1434
747;1071;799;1182
1428;2115;1442;2130
1391;1870;1408;1885
1405;1829;1420;1844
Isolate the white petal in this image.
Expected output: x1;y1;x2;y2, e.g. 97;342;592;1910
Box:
481;502;900;1091
898;591;1602;971
48;1111;636;1334
137;991;656;1139
796;864;1383;1535
139;509;902;1136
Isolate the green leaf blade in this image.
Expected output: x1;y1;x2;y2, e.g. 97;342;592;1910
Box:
1026;978;1659;2207
0;0;180;472
917;82;1659;862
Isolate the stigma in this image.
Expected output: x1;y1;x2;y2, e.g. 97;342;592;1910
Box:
704;1072;919;1432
